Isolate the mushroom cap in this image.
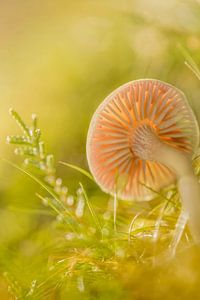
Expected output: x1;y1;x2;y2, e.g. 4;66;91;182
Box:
86;79;199;201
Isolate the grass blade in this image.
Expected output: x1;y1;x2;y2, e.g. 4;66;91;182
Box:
79;182;102;236
178;44;200;80
1;158;72;215
59;161;94;182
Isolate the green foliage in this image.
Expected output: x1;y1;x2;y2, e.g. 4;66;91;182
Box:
2;109;198;299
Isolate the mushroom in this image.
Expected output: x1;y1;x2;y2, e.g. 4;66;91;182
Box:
86;79;200;242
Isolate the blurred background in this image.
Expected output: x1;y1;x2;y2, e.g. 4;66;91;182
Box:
1;0;200;187
1;0;200;298
1;0;200;198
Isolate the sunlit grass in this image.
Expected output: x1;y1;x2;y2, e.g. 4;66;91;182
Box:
1;108;199;299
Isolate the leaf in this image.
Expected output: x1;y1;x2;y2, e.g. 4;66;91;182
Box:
59;161;95;182
178;44;200;81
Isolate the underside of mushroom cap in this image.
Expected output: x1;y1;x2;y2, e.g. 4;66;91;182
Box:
86;79;199;201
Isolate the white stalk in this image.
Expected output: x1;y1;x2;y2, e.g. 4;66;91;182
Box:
152;141;200;242
178;175;200;242
132;125;200;243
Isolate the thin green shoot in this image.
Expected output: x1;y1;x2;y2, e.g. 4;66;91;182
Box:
113;192;118;233
79;182;102;236
129;225;169;237
36;193;62;216
1;158;74;220
128;212;141;244
7;205;53;216
178;44;200;80
184;61;200;81
169;209;189;258
152;200;169;242
139;181;176;203
59;161;94;182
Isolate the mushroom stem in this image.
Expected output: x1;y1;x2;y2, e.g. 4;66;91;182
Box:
178;175;200;243
149;141;200;243
132;126;200;242
150;140;193;178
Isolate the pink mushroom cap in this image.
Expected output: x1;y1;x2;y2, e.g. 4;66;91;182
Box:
86;79;199;201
